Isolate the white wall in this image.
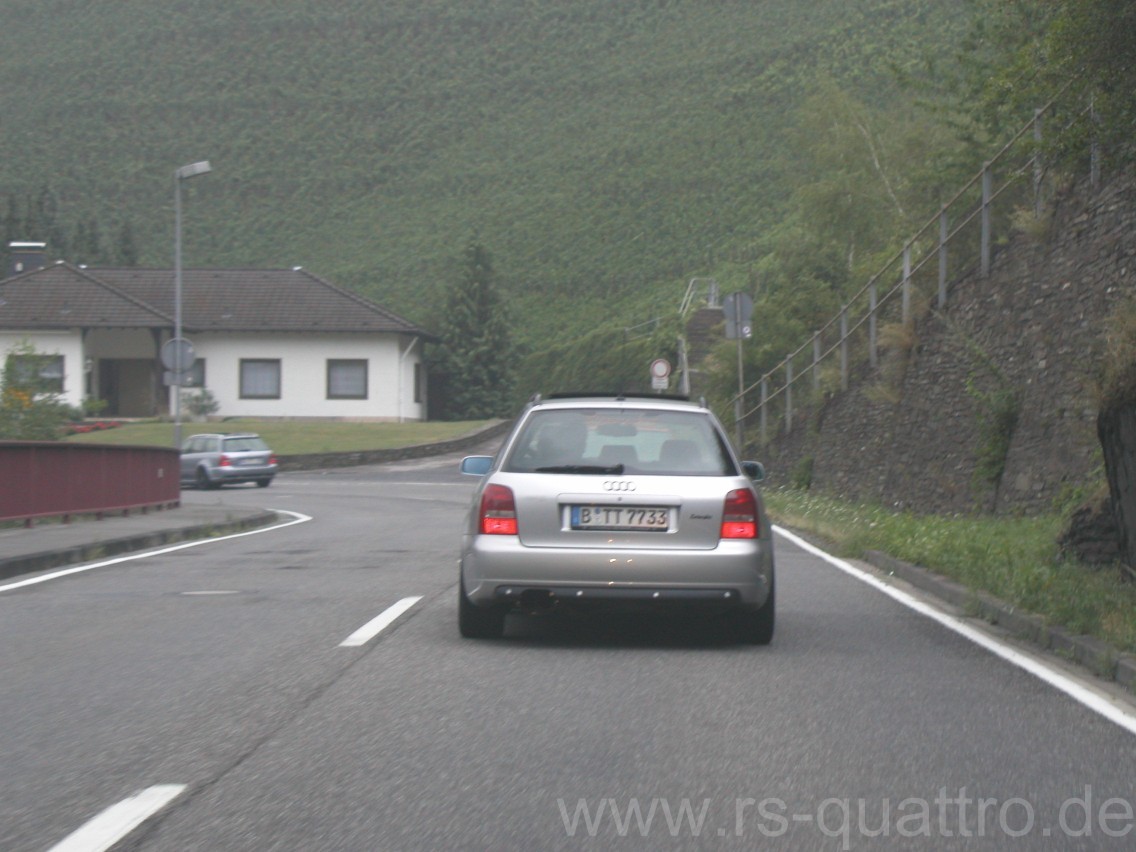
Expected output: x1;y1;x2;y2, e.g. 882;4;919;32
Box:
0;329;428;420
0;330;85;407
191;332;426;420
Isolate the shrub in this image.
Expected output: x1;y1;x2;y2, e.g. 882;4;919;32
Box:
181;388;220;420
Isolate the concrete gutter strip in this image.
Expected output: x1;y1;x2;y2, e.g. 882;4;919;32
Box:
862;548;1136;693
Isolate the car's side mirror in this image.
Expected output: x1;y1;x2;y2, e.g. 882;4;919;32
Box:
460;455;494;476
742;460;765;482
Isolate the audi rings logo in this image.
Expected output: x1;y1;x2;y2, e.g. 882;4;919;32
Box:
603;480;636;492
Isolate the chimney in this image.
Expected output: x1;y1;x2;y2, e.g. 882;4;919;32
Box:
8;241;47;276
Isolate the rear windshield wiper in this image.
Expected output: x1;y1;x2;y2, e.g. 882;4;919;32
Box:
533;464;624;474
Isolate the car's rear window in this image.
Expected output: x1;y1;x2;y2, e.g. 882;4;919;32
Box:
504;408;735;475
222;436;270;452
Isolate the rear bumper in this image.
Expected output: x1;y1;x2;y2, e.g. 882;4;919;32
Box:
206;465;276;484
218;466;275;478
461;535;774;610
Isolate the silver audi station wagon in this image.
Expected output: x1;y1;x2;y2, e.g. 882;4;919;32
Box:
458;393;775;642
180;433;278;490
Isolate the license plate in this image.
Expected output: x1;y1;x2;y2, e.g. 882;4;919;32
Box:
570;505;670;531
238;458;263;467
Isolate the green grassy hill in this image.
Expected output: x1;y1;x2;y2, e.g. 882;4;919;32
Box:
0;0;970;348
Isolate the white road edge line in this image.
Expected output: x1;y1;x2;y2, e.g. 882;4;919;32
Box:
0;510;312;594
46;783;187;852
340;596;424;647
774;525;1136;737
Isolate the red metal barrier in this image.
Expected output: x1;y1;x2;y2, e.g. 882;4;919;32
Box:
0;442;180;524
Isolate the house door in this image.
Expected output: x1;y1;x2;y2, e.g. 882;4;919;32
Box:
98;359;158;417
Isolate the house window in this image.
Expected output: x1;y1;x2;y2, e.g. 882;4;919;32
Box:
185;359;206;388
327;359;368;399
240;359;281;399
8;354;64;394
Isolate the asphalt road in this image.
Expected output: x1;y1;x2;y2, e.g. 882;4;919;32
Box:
3;448;1136;851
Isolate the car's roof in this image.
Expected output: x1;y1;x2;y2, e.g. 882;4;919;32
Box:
187;432;262;439
528;393;706;412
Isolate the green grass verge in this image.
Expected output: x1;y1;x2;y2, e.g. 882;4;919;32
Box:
765;488;1136;655
64;419;498;456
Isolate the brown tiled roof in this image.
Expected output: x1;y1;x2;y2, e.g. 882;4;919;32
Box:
0;263;170;328
0;264;435;338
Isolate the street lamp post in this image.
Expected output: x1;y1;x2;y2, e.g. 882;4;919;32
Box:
173;160;211;449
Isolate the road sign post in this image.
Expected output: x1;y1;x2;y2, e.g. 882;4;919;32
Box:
723;293;754;450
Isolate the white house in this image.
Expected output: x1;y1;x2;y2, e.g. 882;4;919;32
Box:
0;247;435;421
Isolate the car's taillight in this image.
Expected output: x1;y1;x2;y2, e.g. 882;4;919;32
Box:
480;484;518;535
269;455;278;465
721;488;759;539
219;454;233;467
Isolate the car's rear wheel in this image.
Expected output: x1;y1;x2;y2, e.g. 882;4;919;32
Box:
256;477;273;488
195;467;218;491
459;580;506;639
734;572;775;645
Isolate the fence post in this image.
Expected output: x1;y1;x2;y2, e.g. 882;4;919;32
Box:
902;243;912;325
938;206;948;308
785;355;793;434
1090;93;1101;188
981;161;992;277
869;285;878;369
840;306;849;392
1033;107;1044;218
812;333;821;390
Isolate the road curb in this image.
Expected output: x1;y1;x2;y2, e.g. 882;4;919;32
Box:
863;549;1136;693
0;511;279;582
276;420;512;471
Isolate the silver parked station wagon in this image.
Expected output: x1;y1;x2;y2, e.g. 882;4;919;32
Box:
180;433;278;490
458;393;775;642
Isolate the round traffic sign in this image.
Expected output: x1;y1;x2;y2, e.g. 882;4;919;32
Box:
650;358;671;379
161;337;196;371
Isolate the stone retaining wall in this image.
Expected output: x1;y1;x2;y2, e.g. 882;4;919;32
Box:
758;174;1136;515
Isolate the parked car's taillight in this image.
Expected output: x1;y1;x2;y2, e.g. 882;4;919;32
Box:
219;454;233;467
480;484;518;535
721;488;759;539
269;455;278;465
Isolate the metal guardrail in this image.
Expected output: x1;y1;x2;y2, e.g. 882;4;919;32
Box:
680;278;720;316
731;91;1099;446
0;442;180;525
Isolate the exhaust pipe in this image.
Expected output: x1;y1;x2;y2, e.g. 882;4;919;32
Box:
519;589;556;613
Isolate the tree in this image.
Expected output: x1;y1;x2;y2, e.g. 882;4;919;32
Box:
1;187;143;272
951;0;1136;166
115;220;140;266
0;341;75;440
1044;0;1136;164
435;240;516;419
73;218;102;266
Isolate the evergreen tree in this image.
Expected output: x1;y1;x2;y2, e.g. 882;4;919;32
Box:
73;218;102;265
115;220;140;266
435;240;516;419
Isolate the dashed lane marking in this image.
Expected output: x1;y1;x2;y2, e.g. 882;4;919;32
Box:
340;596;423;647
